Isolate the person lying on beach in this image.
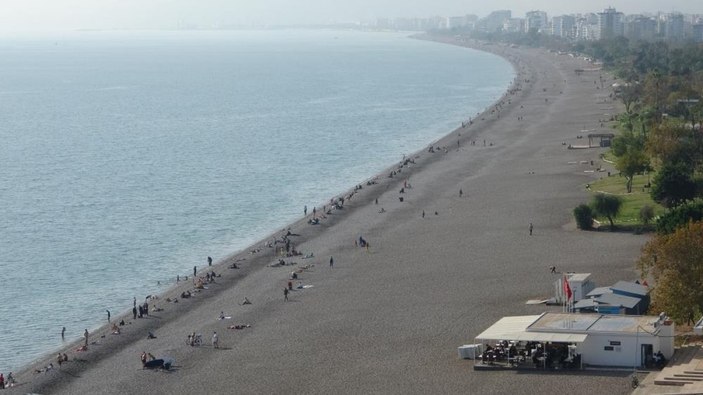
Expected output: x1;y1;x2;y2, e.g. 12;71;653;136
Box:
111;323;121;334
241;297;252;305
229;263;239;269
34;363;54;373
34;363;54;374
228;324;251;330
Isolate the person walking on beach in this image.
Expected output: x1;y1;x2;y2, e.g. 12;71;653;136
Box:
106;309;110;323
208;256;212;266
529;222;534;236
329;256;334;268
193;266;197;277
212;331;219;349
304;205;307;216
84;329;89;347
459;189;463;198
61;326;66;340
283;288;289;301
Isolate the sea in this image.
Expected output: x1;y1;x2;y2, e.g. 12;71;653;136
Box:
0;29;513;373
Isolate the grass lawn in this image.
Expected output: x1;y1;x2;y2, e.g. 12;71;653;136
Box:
601;150;617;164
589;173;666;226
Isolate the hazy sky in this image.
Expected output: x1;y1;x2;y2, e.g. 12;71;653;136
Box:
0;0;699;31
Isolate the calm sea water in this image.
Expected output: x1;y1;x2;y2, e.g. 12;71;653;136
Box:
0;30;513;372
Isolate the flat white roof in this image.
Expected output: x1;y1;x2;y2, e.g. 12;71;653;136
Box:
475;315;587;343
475;313;665;344
567;273;591;282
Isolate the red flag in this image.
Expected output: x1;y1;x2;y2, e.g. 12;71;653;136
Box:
563;276;573;301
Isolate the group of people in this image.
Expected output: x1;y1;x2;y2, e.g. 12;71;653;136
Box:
56;352;69;366
0;372;15;388
133;298;151;319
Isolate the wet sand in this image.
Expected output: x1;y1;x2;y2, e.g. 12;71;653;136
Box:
11;38;645;395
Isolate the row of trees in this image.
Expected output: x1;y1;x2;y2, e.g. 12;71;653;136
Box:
584;38;703;323
445;28;703;323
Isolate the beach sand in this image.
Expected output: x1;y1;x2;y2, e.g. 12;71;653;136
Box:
11;39;644;395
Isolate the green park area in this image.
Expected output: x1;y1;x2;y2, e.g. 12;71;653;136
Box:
588;173;665;227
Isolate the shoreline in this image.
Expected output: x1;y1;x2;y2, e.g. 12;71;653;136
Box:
10;33;518;377
11;33;519;389
3;32;513;376
11;36;644;395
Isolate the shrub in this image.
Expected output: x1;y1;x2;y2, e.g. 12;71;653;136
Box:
574;204;594;230
639;205;655;226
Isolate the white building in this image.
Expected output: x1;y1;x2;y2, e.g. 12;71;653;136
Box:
526;10;548;33
552;15;576;39
597;7;625;39
474;312;674;368
555;273;595;304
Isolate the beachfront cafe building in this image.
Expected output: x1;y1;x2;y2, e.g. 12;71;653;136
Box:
473;312;674;369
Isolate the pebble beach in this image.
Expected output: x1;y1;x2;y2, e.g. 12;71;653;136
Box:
8;38;647;395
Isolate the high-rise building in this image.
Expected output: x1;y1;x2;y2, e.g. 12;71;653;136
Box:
525;11;548;33
552;15;576;38
446;16;469;29
575;14;599;41
665;13;685;40
598;7;625;39
503;18;525;33
476;10;511;33
693;23;703;42
625;16;657;41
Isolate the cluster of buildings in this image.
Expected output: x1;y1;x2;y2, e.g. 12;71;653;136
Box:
375;8;703;42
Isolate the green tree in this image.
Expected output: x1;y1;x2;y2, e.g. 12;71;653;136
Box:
618;82;642;115
650;161;696;208
612;129;649;193
643;70;667;122
646;120;701;168
573;204;594;230
656;199;703;234
591;193;623;229
637;221;703;323
616;149;649;193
